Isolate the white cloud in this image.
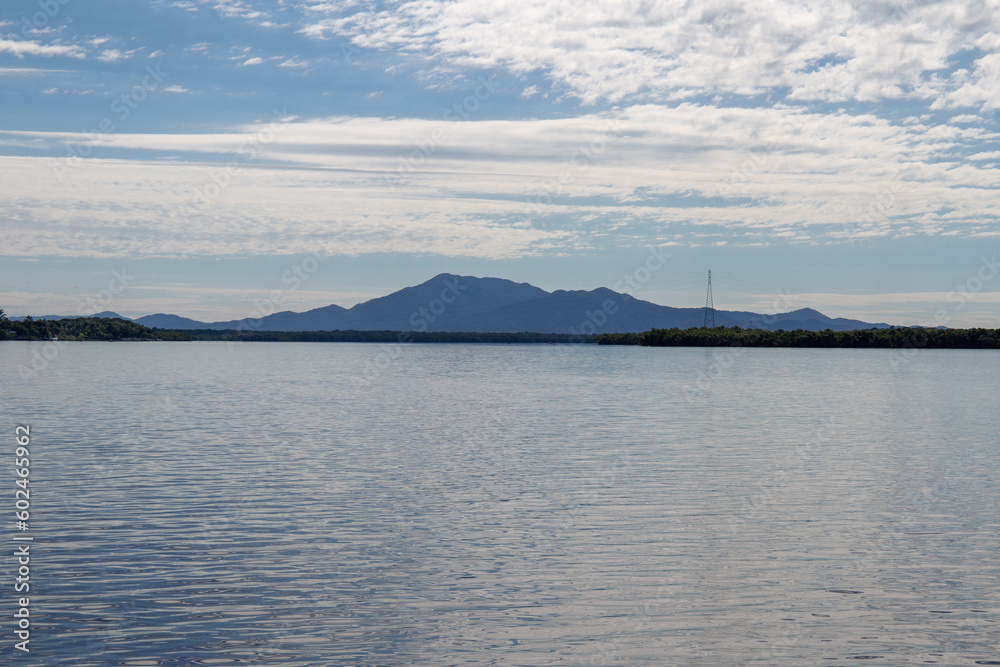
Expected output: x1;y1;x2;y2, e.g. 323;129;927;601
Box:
0;151;566;260
299;0;1000;108
162;85;190;93
0;103;997;262
211;0;281;27
0;38;85;59
0;67;71;76
278;57;309;68
214;0;262;20
97;49;127;62
241;56;264;66
937;52;1000;111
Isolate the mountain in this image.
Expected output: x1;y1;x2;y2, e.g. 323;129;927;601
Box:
133;313;209;329
10;311;129;321
132;273;891;333
346;275;547;331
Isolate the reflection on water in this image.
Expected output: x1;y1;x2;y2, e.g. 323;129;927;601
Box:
2;342;998;665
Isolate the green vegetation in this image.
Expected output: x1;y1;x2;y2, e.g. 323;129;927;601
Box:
10;315;996;349
0;315;588;343
0;317;191;341
596;326;1000;349
170;329;596;344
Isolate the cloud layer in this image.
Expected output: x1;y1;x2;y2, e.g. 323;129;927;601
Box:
1;103;997;259
1;0;998;326
304;0;1000;108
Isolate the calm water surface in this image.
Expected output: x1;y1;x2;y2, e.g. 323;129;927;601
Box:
2;341;998;666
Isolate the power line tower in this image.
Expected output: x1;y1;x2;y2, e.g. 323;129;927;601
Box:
703;269;715;328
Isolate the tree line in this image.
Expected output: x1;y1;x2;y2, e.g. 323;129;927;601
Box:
596;326;1000;349
0;312;595;343
0;313;190;341
6;311;995;348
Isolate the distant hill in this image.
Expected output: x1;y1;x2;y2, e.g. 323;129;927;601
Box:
131;273;891;333
9;311;128;321
131;313;211;329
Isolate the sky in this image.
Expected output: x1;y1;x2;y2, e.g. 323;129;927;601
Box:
1;0;998;326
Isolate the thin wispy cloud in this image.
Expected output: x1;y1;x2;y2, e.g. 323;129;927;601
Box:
0;37;85;59
96;48;132;62
1;100;996;261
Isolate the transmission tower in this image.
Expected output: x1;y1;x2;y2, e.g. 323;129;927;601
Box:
703;269;715;328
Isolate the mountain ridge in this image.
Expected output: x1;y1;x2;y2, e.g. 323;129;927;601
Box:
127;273;892;333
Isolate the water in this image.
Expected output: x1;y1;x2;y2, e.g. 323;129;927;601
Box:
2;341;998;665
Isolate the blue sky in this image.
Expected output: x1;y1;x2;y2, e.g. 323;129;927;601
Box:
1;0;999;326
